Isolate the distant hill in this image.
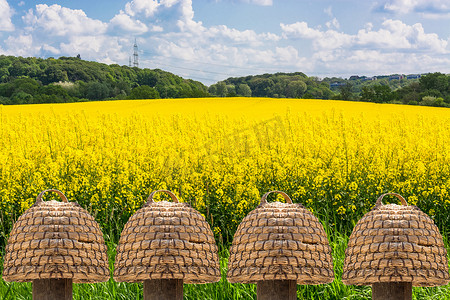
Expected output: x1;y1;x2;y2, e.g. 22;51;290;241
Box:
0;55;209;105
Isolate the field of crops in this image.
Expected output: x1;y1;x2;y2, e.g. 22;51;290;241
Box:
1;97;450;299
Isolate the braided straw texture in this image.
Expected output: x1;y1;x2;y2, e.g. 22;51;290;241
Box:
113;192;220;284
2;192;109;283
342;194;450;287
227;191;334;284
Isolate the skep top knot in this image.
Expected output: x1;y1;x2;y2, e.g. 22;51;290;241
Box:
227;190;334;284
113;190;221;284
2;189;110;283
342;193;450;287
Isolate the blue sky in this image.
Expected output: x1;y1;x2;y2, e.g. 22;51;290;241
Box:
0;0;449;84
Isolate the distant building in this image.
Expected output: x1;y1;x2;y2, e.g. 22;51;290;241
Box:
406;74;421;80
389;75;403;81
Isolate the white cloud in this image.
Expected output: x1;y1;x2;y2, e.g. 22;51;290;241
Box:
281;22;322;39
0;0;14;31
175;0;204;32
109;11;149;34
278;18;450;78
281;22;352;50
357;19;448;53
60;36;129;63
382;0;421;14
2;0;282;74
151;25;164;32
247;0;273;5
125;0;159;17
326;18;340;29
42;44;60;55
24;4;107;36
213;0;272;5
207;25;279;46
119;0;204;33
7;4;129;60
282;19;448;53
4;34;39;56
380;0;450;17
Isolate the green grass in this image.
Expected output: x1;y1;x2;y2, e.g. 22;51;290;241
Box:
2;230;449;299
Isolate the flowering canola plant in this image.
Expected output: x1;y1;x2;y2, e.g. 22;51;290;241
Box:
1;98;450;245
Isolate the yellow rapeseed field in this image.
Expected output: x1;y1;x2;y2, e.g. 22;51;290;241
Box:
1;97;450;243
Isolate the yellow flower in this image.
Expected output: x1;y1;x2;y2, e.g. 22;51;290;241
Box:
337;206;346;215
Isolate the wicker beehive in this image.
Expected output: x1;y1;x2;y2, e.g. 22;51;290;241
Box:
342;193;450;287
227;190;334;284
2;189;109;283
113;190;221;283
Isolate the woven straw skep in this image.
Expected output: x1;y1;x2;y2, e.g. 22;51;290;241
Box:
342;193;450;287
227;191;334;284
2;189;110;283
114;190;221;284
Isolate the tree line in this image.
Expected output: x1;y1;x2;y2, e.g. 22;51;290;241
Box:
1;55;448;108
329;73;449;107
0;55;209;105
209;72;450;107
208;72;334;99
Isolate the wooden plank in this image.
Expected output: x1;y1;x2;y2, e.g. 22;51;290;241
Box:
257;280;297;300
143;279;183;300
32;279;73;300
372;282;412;300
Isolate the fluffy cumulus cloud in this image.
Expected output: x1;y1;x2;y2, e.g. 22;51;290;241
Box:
4;34;37;56
124;0;159;17
357;19;448;52
0;0;14;31
7;4;126;60
281;22;352;50
24;4;107;36
59;36;129;64
109;11;149;34
280;18;449;76
281;19;448;53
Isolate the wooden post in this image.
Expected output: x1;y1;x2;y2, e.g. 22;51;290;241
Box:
32;279;73;300
372;282;412;300
257;280;297;300
143;279;183;300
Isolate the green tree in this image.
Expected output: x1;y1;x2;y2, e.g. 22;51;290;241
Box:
286;80;307;98
215;82;227;97
208;84;217;95
226;85;237;97
249;78;274;97
128;85;160;99
84;82;110;100
361;86;375;101
12;91;33;104
237;84;251;97
338;82;353;100
372;85;393;103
